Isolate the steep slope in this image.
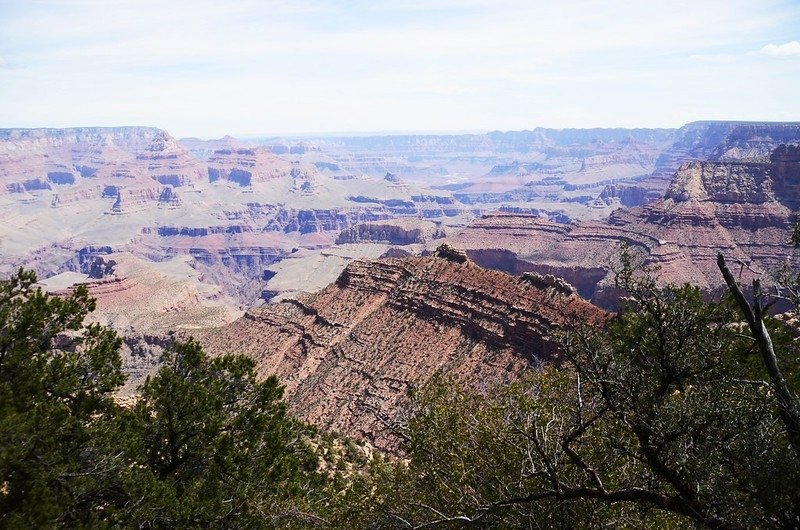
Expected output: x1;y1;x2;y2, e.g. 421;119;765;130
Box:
451;145;800;307
199;250;606;447
42;252;241;393
642;121;800;198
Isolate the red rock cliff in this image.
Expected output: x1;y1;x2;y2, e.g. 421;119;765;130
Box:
451;146;800;308
200;254;605;447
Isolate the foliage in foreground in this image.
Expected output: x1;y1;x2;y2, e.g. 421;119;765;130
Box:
0;269;334;528
373;249;800;529
3;243;800;529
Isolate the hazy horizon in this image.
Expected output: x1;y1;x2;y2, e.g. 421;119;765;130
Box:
1;0;799;138
8;120;800;142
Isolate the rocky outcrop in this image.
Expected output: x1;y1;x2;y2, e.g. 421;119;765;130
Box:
521;272;576;296
206;147;317;187
335;219;444;245
450;146;800;308
267;208;393;234
433;242;468;263
642;121;800;198
664;161;773;203
133;131;205;187
263;201;465;237
50;186;103;206
600;184;648;206
199;255;606;448
347;195;464;217
452;214;616;299
770;144;800;207
383;172;403;184
108;186;173;214
157;186;181;208
143;225;254;237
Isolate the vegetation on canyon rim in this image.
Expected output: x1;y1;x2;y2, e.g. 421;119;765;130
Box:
381;247;800;529
0;272;329;528
1;242;800;528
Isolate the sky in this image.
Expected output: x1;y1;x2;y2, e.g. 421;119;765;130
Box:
0;0;799;138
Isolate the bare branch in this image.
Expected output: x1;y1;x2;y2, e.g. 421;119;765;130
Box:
717;252;800;462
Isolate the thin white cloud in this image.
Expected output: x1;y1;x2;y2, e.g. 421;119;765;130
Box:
759;41;800;57
1;0;799;135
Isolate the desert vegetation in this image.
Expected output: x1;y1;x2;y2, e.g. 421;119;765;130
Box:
371;247;800;528
2;243;799;528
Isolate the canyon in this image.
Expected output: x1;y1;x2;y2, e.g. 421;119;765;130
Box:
199;247;606;448
0;124;676;312
3;121;800;412
450;142;800;308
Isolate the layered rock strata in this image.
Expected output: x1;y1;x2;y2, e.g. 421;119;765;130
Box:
642;121;800;198
206;147;315;186
43;252;241;392
200;254;605;448
450;146;800;308
335;219;444;245
0;127;204;194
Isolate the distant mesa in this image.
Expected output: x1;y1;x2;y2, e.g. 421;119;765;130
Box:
335;219;444;245
599;184;648;207
205;147;320;187
0;126;205;196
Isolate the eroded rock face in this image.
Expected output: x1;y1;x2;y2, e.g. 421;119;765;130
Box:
0;127;204;194
450;146;800;308
347;195;465;218
335;219;444;245
206;147;316;187
199;255;606;448
600;184;648;206
642;121;800;198
42;252;241;393
771;144;800;207
521;271;576;296
664;161;773;203
434;242;468;263
267;207;393;234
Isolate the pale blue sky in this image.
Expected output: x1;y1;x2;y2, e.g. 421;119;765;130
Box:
0;0;799;138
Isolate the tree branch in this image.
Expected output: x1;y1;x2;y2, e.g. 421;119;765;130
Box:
717;252;800;461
